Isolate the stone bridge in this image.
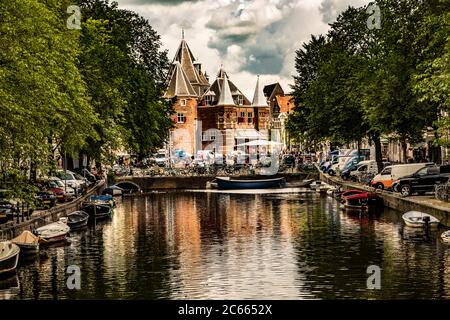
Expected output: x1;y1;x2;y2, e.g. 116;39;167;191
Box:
115;172;317;191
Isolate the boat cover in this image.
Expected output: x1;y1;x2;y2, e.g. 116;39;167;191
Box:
12;231;39;245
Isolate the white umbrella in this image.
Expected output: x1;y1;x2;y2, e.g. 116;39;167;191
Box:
236;140;283;147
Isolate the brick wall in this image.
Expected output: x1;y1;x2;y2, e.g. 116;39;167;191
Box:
171;97;198;155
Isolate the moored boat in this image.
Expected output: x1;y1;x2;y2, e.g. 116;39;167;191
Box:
216;177;286;190
0;241;20;275
341;190;382;210
87;195;115;208
35;220;70;243
82;203;112;220
66;211;89;230
102;185;124;196
11;231;40;253
441;230;450;244
402;211;440;228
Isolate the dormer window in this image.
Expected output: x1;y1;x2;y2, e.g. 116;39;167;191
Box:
205;95;213;105
236;95;244;105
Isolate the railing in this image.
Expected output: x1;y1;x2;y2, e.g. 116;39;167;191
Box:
117;163;318;178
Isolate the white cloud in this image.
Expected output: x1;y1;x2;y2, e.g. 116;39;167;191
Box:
116;0;372;98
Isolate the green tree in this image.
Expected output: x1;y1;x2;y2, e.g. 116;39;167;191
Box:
0;0;97;201
78;0;173;161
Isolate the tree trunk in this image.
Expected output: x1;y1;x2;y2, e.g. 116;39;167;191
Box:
372;133;383;173
401;138;408;163
357;139;361;160
430;127;442;164
30;159;37;182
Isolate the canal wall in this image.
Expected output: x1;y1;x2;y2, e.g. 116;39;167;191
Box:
116;172;318;190
320;173;450;227
0;180;106;240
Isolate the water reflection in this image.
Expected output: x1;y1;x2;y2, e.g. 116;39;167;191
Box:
3;192;450;299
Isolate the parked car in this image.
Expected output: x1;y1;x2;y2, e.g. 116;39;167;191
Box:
74;168;97;183
339;156;367;179
48;177;76;200
393;165;450;196
321;157;339;173
0;190;16;223
43;180;68;202
153;152;167;167
35;190;57;209
55;170;86;195
282;155;296;168
370;163;434;190
348;161;390;182
74;172;90;188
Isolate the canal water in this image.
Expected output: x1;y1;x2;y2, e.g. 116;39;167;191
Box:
1;190;449;300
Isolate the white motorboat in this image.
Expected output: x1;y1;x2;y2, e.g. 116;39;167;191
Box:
402;211;440;228
11;231;40;253
441;230;450;244
0;241;20;275
35;220;70;243
310;181;332;193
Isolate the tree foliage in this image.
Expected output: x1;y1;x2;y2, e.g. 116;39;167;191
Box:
0;0;173;201
288;0;450;165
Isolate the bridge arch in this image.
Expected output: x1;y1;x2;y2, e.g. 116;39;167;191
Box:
114;181;141;191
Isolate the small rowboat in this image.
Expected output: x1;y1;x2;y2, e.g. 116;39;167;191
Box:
66;211;89;230
88;195;115;208
0;241;20;275
216;177;286;190
440;230;450;244
102;185;124;196
402;211;440;228
82;203;112;220
341;190;382;210
35;220;70;243
11;231;40;253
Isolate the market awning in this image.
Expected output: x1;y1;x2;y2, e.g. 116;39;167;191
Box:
235;129;267;139
236;140;283;147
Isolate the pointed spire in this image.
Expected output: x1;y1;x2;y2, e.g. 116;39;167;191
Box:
217;74;235;106
252;75;268;108
164;61;197;98
217;65;227;79
171;38;209;86
182;28;185;40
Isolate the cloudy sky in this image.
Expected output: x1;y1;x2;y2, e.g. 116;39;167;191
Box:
116;0;370;98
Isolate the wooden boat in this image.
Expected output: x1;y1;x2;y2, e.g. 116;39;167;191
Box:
11;231;40;253
402;211;440;228
82;203;112;220
35;220;70;243
102;185;124;196
341;190;382;210
87;195;115;208
299;179;315;188
0;241;20;275
309;181;331;191
441;230;450;244
216;177;286;190
66;211;89;229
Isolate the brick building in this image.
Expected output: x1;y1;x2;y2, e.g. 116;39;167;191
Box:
263;83;295;149
163;37;270;157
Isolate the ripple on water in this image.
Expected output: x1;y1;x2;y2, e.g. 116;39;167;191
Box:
5;192;450;300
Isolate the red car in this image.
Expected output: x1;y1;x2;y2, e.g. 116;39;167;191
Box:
44;180;67;203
